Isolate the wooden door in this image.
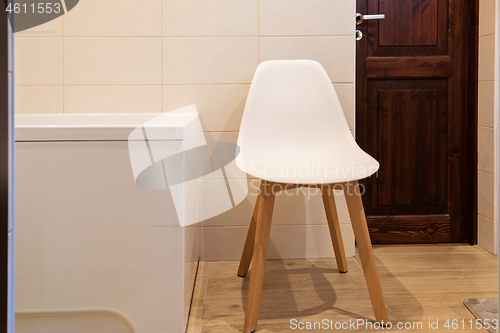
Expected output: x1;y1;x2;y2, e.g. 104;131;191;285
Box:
356;0;478;244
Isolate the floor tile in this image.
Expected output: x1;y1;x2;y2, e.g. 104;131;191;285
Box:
365;245;488;255
206;259;368;299
356;252;498;272
379;270;498;294
202;322;407;333
191;246;498;333
385;291;498;321
202;293;395;327
207;258;356;278
186;298;205;333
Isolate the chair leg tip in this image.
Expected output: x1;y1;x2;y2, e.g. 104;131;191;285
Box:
339;270;348;274
237;274;246;278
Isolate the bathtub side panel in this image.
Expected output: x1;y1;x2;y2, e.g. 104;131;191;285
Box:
15;141;186;333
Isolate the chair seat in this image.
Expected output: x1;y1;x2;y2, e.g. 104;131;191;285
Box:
236;146;379;184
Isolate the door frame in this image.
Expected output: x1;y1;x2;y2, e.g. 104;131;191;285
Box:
355;0;479;244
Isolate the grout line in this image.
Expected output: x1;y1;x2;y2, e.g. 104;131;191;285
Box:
199;289;499;297
200;224;351;228
14;34;356;38
16;82;353;87
368;268;498;273
198;262;210;332
257;0;260;64
380;290;500;294
366;251;491;256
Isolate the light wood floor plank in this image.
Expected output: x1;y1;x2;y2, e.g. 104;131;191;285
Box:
187;246;498;333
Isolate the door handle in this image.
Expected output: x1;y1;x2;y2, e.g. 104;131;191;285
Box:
356;13;385;25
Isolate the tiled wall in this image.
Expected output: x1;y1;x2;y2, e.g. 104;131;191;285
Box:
477;0;499;254
14;0;358;260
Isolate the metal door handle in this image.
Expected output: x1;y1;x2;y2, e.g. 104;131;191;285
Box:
356;13;385;25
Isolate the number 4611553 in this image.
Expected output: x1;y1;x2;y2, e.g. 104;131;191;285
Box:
5;2;62;14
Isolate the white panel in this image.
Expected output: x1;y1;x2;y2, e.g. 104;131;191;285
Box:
14;141;197;333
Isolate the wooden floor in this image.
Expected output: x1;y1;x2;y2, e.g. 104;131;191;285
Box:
187;245;498;332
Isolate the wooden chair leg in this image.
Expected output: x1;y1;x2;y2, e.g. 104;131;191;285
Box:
344;181;389;324
244;180;276;333
321;185;348;273
237;186;262;277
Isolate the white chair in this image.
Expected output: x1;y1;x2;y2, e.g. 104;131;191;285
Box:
235;60;389;333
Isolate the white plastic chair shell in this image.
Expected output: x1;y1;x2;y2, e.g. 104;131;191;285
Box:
236;59;379;184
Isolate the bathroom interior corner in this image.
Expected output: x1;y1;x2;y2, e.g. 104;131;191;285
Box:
8;0;500;332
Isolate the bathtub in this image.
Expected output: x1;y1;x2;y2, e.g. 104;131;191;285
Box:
14;113;201;333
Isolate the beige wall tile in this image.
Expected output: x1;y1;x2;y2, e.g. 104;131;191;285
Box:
64;37;162;85
164;84;352;133
14;37;63;85
259;36;354;83
64;0;161;36
202;224;355;261
65;86;162;113
333;83;354;129
15;86;63;113
202;180;329;227
478;34;495;81
259;0;354;36
15;16;63;36
478;170;494;220
478;81;494;127
204;132;239;145
478;215;496;253
163;37;258;84
163;0;258;36
478;126;494;173
479;0;496;37
163;84;250;131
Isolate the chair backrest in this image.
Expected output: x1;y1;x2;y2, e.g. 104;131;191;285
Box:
236;60;358;172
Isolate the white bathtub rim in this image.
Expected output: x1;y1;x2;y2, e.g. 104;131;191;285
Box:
15;109;199;142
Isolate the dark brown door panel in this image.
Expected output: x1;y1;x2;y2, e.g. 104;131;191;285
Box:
356;0;477;244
